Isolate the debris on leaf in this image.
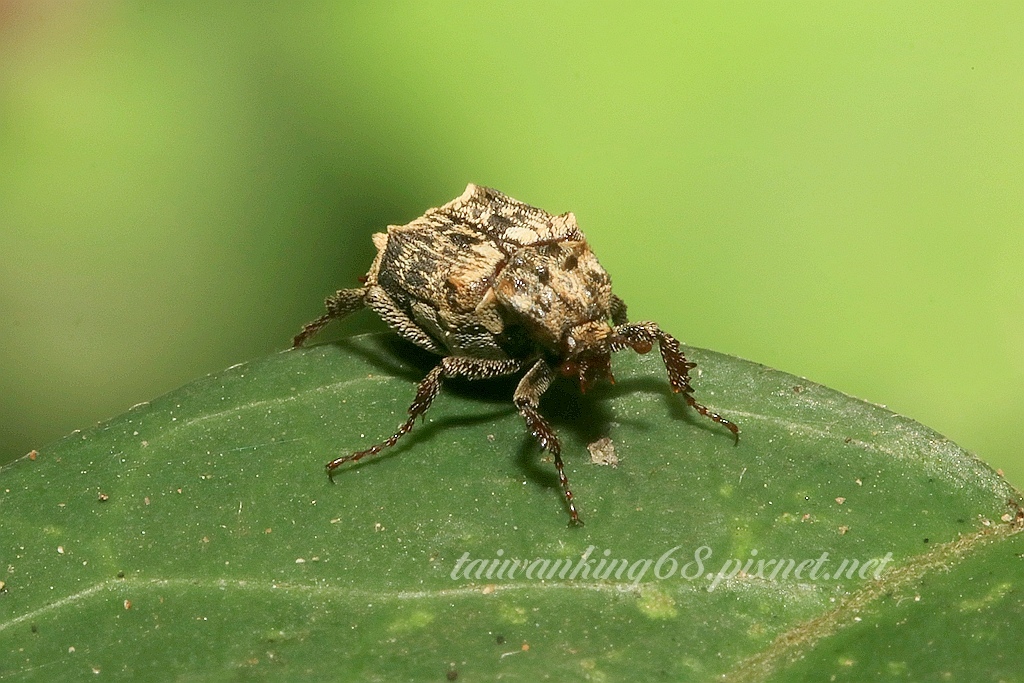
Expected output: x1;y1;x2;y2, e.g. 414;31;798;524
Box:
587;437;618;468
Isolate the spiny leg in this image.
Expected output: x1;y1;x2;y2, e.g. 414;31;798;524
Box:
612;321;739;442
326;356;524;475
514;359;583;526
609;294;629;326
293;287;367;348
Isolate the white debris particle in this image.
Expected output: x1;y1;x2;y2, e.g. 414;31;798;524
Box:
587;438;618;467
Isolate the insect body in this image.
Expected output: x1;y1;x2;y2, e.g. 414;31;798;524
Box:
293;184;737;525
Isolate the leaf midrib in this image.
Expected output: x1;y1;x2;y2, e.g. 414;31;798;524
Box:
721;515;1024;683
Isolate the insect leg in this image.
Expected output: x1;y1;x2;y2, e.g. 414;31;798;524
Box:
293;287;368;348
613;322;739;442
326;356;523;475
514;359;584;526
609;294;629;326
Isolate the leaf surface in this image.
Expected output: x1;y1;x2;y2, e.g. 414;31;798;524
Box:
2;334;1021;681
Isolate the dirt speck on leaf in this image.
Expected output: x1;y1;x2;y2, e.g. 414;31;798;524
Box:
587;438;618;468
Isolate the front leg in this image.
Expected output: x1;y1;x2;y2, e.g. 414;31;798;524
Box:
612;321;739;442
609;294;628;326
514;359;584;526
326;356;524;474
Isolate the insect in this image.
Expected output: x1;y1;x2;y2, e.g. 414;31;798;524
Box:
293;184;738;526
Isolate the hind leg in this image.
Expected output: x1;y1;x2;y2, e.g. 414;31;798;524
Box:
293;287;367;348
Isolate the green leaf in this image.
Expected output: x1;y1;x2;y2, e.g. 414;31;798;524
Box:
2;333;1022;681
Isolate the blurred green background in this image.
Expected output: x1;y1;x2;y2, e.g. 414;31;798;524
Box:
1;2;1021;486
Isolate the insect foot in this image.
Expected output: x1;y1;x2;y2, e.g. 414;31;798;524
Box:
293;183;738;525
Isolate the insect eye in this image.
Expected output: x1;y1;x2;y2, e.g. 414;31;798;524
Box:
563;254;578;271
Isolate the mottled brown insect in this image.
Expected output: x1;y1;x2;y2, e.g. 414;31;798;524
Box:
293;184;738;526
